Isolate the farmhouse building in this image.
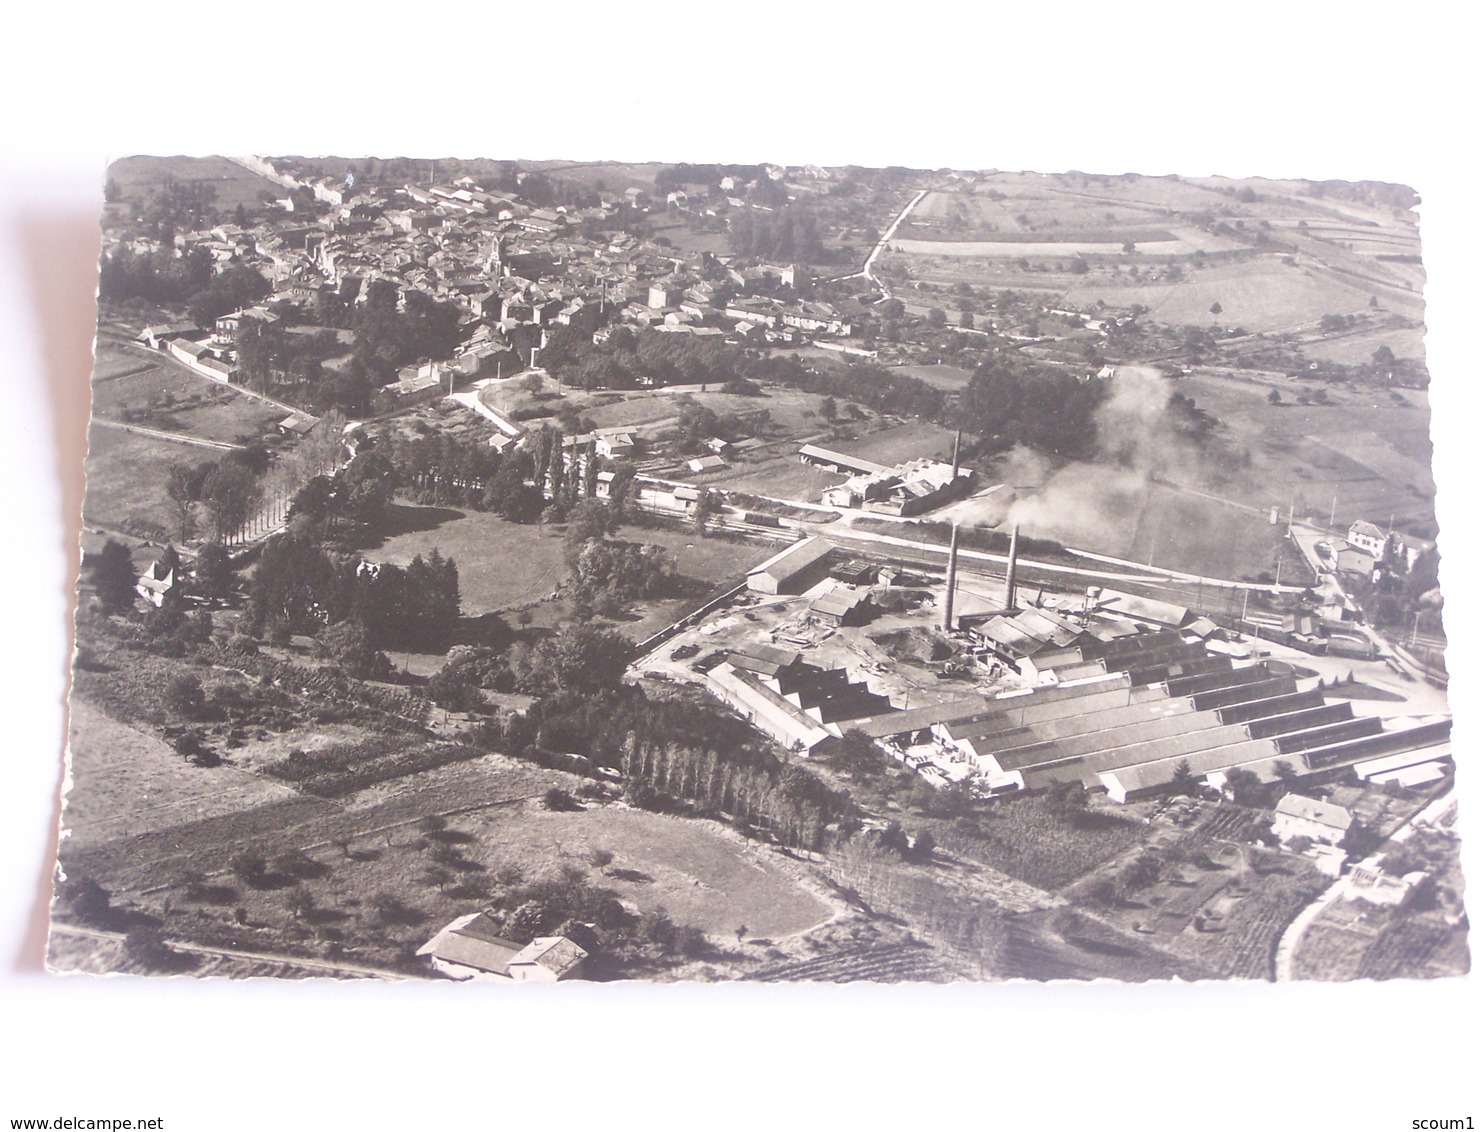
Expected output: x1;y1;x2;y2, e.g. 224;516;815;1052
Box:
417;914;588;983
1271;794;1354;845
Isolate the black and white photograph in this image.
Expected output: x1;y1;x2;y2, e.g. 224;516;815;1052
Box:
50;154;1466;987
3;5;1480;1129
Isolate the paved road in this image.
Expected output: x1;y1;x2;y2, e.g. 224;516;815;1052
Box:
1274;790;1456;980
864;189;929;302
1062;545;1309;595
131;340;302;417
91;418;246;452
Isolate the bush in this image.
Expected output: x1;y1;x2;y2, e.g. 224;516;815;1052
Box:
542;787;582;812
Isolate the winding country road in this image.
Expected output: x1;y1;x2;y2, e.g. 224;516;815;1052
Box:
1273;790;1457;980
827;188;929;303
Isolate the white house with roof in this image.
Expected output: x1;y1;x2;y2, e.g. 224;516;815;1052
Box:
1346;520;1388;559
1272;794;1353;846
417;913;588;983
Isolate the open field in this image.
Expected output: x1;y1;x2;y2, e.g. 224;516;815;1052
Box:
62;698;300;848
370;506;569;614
895;236;1197;257
440;804;831;938
83;423;219;537
106;155;281;213
91;356;283;444
826;420;963;467
888;362;975;392
58;750;563;899
1179;369;1436;535
1298;324;1427;365
1068;258;1408;332
645;216;732;257
368;505;774;619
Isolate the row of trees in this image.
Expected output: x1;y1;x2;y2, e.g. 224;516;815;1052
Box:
165;455;265;543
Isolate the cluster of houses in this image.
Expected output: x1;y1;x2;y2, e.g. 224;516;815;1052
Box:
117;159;867;414
799;444;973;517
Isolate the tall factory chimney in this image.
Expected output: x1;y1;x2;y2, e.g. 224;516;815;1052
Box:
950;428;962;480
942;522;960;633
1003;524;1021;611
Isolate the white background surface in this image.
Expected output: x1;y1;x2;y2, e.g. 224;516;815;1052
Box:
1;3;1479;1128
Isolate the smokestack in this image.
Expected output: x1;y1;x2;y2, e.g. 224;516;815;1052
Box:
950;429;962;480
1004;524;1020;611
942;522;960;633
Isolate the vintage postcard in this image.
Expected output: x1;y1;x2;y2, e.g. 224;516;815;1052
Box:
50;156;1464;983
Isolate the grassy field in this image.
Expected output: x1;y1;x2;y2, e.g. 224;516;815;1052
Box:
91;357;282;444
1063;257;1385;332
370;506;569;614
1180;370;1436;535
368;505;775;618
106;155;280;214
1299;325;1427;365
83;423;219;537
645;216;733;257
62;699;300;849
889;362;976;392
828;420;963;466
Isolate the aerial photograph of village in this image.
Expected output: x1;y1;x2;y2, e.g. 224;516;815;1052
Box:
51;153;1464;984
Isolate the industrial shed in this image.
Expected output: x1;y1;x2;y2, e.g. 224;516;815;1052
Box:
745;537;837;595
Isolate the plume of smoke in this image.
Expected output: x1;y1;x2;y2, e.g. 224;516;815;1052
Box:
998;367;1205;554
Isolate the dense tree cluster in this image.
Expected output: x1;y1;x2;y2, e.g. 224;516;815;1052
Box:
540;325;742;391
234;320;345;398
245;530;460;653
956;363;1108;461
347;278;463;388
164;453;265;543
727;206;826;262
99;250;271;329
